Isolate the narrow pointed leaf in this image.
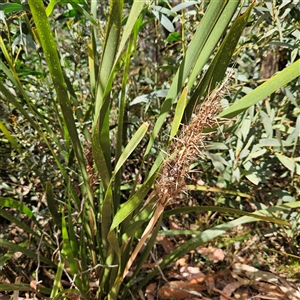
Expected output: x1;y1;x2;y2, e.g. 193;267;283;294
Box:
116;0;146;61
110;172;157;231
114;122;149;175
0;197;35;221
94;0;123;123
170;87;188;141
28;0;94;208
219;60;300;119
50;259;65;298
0;121;21;152
164;206;290;226
0;239;55;267
145;1;237;154
186;2;255;120
45;182;61;226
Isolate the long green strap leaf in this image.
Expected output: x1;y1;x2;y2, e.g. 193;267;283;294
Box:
164;206;290;226
170;87;188;141
0;209;43;241
144;1;236;155
116;0;146;62
45;182;61;226
186;2;255;121
103;122;150;255
61;211;82;291
0;239;55;267
0;197;35;220
114;122;149;174
94;0;123;122
28;0;94;210
167;1;227;101
187;0;240;92
94;0;146;125
110;173;157;232
92;0;123;189
219;59;300;119
0;121;21;152
50;258;64;298
92;126;111;190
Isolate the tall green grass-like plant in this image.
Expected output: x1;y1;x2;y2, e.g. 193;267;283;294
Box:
0;0;299;299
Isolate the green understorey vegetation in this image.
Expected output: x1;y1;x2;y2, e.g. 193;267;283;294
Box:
0;0;299;299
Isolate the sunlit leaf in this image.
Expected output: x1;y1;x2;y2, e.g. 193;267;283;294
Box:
219;60;300;119
275;153;295;173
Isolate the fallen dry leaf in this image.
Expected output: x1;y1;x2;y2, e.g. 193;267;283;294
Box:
169;218;180;230
196;247;225;263
196;246;211;255
158;280;206;299
205;274;216;293
156;235;174;254
22;183;33;196
232;286;249;299
145;283;157;300
142;260;162;269
220;281;242;300
208;248;225;263
30;280;37;290
180;265;205;281
231;263;300;300
175;257;187;268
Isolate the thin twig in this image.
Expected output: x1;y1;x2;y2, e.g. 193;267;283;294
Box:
149;251;168;283
35;233;44;284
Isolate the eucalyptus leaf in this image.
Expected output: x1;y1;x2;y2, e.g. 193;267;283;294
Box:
275;153;295;173
172;1;198;13
151;10;175;32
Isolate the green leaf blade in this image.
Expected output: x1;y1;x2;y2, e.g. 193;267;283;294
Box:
219;60;300;119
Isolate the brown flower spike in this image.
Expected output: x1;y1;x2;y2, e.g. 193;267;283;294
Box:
156;76;230;207
123;74;231;279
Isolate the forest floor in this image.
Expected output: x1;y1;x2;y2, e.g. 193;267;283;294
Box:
1;205;300;300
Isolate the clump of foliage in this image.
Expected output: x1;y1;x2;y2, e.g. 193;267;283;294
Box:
0;0;299;299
